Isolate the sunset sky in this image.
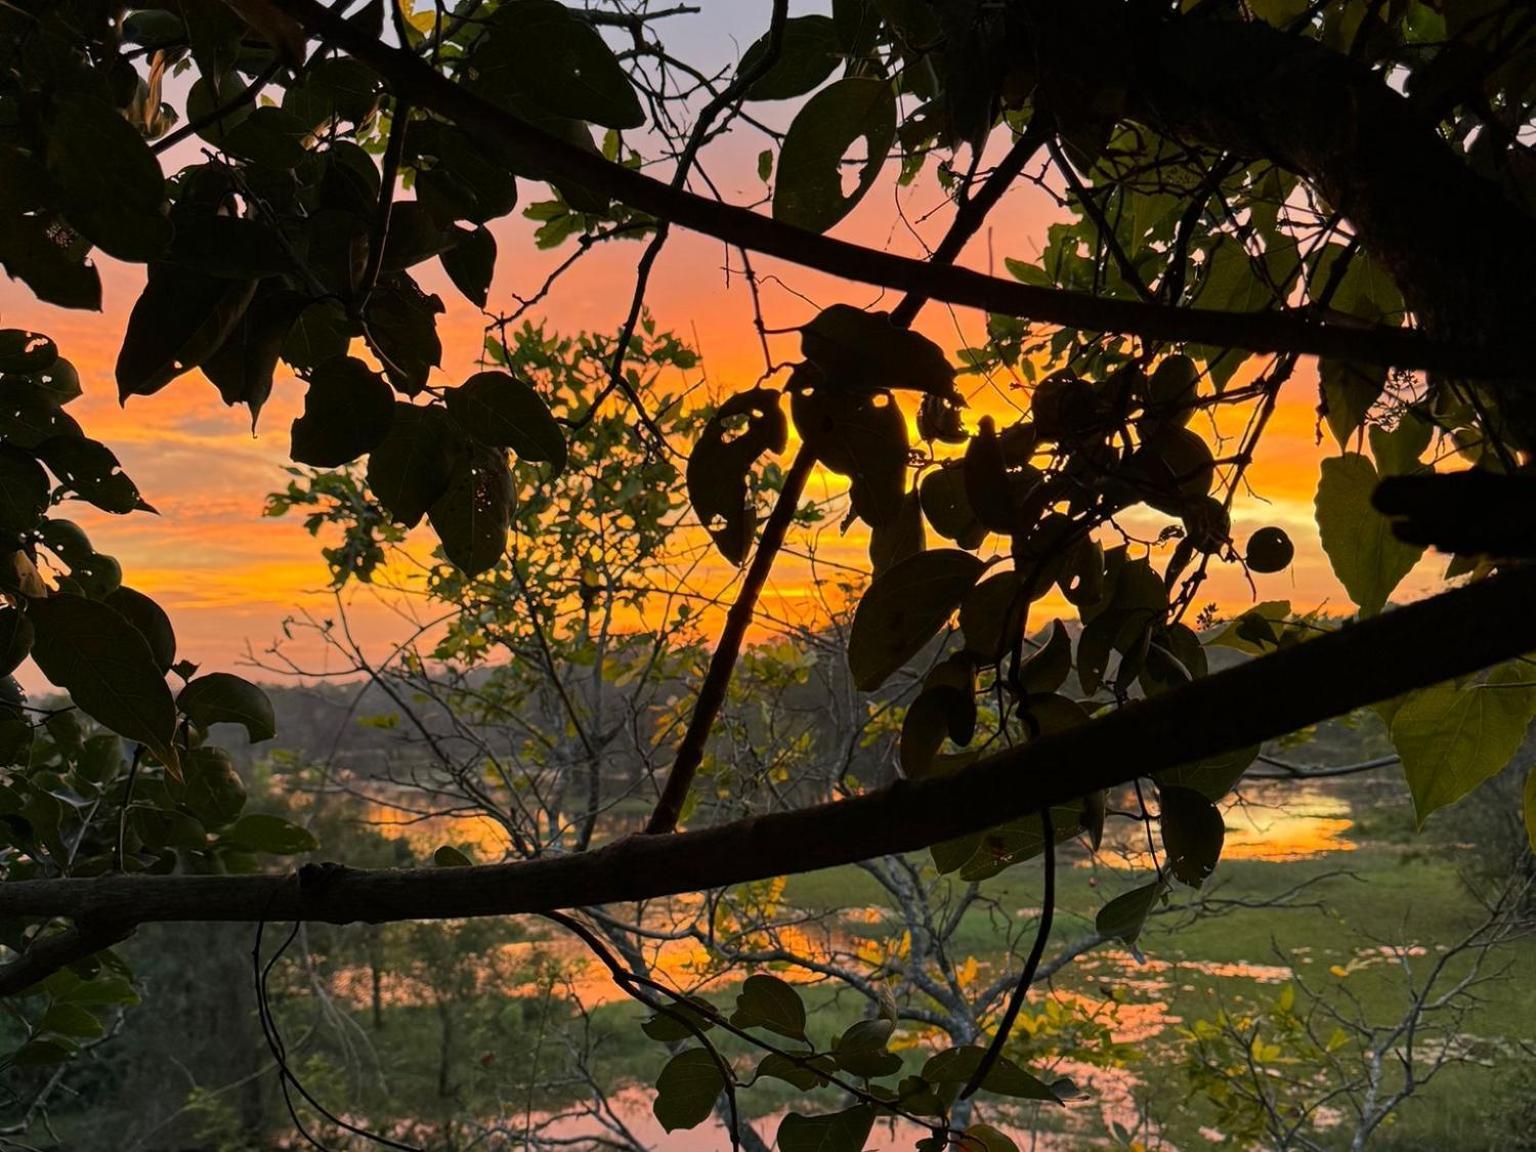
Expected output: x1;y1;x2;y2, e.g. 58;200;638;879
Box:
0;4;1452;692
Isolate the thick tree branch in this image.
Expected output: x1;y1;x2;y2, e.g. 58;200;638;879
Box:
4;568;1534;938
261;0;1523;379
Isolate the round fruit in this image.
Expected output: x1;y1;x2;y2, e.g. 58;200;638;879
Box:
1246;526;1294;573
1145;354;1199;426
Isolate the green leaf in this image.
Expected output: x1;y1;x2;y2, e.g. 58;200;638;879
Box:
222;813;317;854
1159;784;1225;887
1155;744;1259;801
38;1001;105;1039
0;445;50;535
849;550;985;691
36;437;154;514
180;746;247;827
291;357;396;468
1318;359;1385;448
177;673;276;742
773;78;896;234
28;594;178;775
1020;620;1072;695
46;94;170;262
921;1046;1061;1101
1316;453;1424;617
730;973;807;1040
963;1124;1020;1152
755;1051;826;1090
1390;663;1536;826
777;1106;876;1152
739;15;841;99
367;403;462;529
640;997;717;1042
478;0;645;129
427;443;513;576
1095;880;1163;946
433;844;472;867
443;372;566;473
440;224;497;309
652;1048;724;1133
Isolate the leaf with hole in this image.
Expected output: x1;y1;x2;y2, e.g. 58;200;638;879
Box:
773;78;896;234
177;672;276;742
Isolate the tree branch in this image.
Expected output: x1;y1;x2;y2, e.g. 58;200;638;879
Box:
4;568;1534;938
263;0;1523;378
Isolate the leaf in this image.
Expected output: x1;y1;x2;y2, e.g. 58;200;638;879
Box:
755;1051;824;1091
730;973;806;1040
443;371;566;473
37;437;154;514
739;15;841;100
1155;744;1259;801
0;445;50;535
0;607;34;676
100;587;175;672
177;673;276;742
849;550;985;691
922;1046;1062;1101
1316;453;1424;617
959;571;1026;662
791;372;908;527
870;489;926;576
200;284;306;422
1390;663;1536;826
222;813;318;854
440;224;496;308
427;442;513;576
773;78;896;234
367;403;462;528
1095;880;1163;945
290;357;396;468
116;266;257;399
1020;620;1072;695
0;213;103;310
477;0;645;129
1318;359;1385;448
800;305;957;398
433;844;472;867
0;331;57;374
181;746;247;826
365;278;444;395
46;94;170;262
1160;784;1225;887
27;594;178;775
640;997;717;1042
963;1124;1020;1152
652;1048;724;1133
688;388;786;564
777;1107;876;1152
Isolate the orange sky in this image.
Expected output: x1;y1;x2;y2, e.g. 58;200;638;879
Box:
0;88;1454;694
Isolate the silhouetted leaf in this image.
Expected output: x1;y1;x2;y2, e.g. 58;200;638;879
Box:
687;388;786;563
181;746;246;826
922;1046;1061;1101
177;672;276;742
653;1048;723;1133
440;224;496;308
290;356;395;467
428;442;512;576
849;549;985;691
774;78;896;233
0;446;50;536
1095;880;1163;945
28;593;178;775
367;403;461;528
37;437;155;515
104;586;176;673
46;94;170;262
791;370;907;527
777;1107;875;1152
477;0;645;129
116;266;256;398
222;813;317;854
1160;784;1224;886
801;305;957;398
444;371;566;472
0;607;33;676
740;15;841;99
731;974;806;1040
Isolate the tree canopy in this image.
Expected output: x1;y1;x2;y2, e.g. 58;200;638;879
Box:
1;0;1535;1147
